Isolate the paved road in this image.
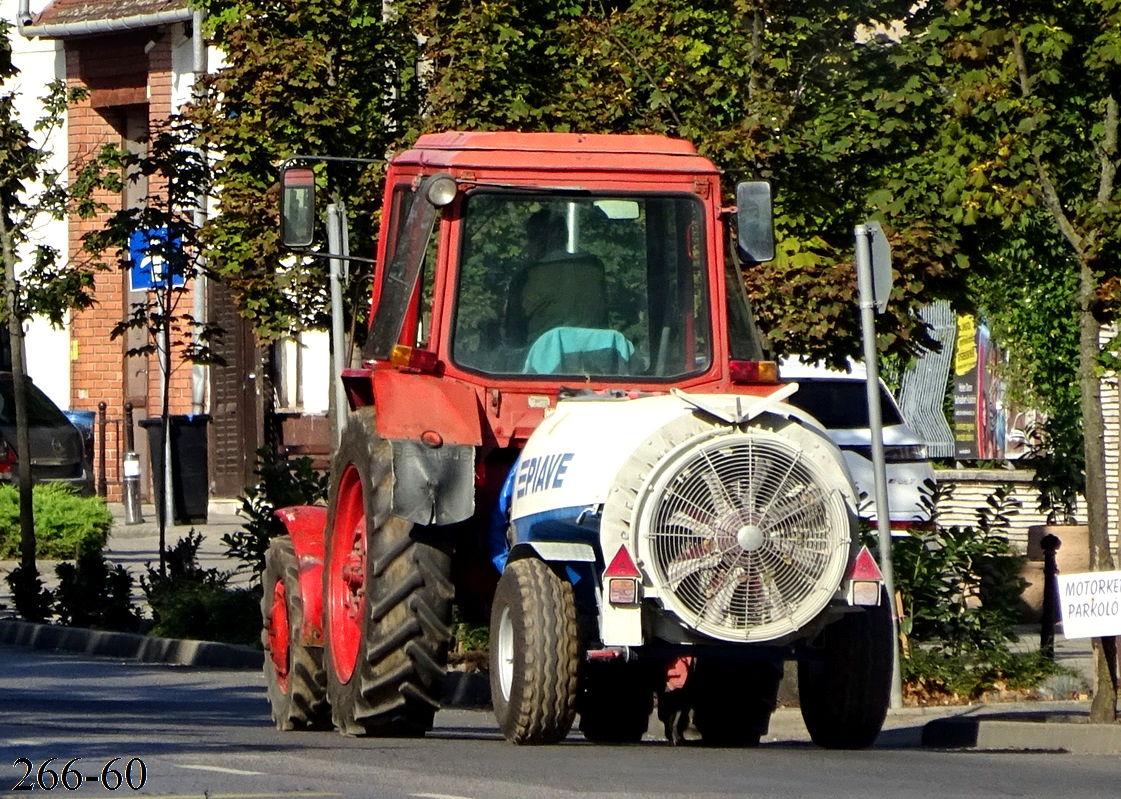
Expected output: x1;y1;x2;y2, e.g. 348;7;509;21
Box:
3;644;1121;799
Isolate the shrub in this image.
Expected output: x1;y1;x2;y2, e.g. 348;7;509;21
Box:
895;485;1025;656
0;484;112;560
223;447;328;583
4;563;53;623
893;484;1064;701
143;531;261;646
53;549;142;632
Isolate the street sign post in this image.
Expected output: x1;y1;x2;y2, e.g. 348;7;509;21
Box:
854;221;901;710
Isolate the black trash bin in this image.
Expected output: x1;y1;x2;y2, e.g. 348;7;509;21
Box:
139;414;211;524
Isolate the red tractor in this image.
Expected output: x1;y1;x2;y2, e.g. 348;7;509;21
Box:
263;132;892;747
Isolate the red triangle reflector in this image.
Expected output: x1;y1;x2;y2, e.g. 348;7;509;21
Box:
605;545;641;578
849;545;883;581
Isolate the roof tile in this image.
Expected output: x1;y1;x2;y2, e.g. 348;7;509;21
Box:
34;0;189;26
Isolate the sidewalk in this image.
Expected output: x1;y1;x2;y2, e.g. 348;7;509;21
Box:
0;501;1117;751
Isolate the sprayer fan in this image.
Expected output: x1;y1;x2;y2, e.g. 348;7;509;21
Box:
641;426;850;642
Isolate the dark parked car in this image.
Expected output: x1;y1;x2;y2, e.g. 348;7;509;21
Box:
0;373;93;495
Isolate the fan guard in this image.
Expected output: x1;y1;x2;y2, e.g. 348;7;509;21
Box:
640;428;850;642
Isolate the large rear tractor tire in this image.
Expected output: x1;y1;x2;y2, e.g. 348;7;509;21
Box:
322;408;455;736
490;557;579;744
262;537;330;731
691;658;784;747
798;598;893;749
578;661;653;743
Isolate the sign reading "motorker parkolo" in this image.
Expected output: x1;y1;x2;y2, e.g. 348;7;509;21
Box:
1057;570;1121;639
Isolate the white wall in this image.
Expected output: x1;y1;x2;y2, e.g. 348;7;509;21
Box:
3;5;70;407
276;332;330;414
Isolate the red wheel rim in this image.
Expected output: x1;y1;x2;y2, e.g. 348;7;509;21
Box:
267;579;290;692
327;464;366;683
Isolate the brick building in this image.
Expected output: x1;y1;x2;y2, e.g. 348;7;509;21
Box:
8;0;277;503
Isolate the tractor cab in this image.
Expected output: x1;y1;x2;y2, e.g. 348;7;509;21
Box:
282;132;777;437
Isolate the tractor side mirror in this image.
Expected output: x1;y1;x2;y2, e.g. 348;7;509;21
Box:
735;180;775;263
280;165;316;249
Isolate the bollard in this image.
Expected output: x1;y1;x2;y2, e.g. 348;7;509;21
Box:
122;451;144;525
97;401;108;498
1040;533;1061;660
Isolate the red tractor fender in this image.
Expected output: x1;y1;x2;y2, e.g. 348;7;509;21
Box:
369;369;482;445
273;505;327;646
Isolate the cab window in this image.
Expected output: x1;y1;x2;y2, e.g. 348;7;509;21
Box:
451;192;709;379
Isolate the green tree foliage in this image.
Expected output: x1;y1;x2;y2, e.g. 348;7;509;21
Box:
0;26;116;327
892;485;1063;701
190;0;424;342
875;0;1121;722
190;1;962;363
968;216;1083;522
395;0;950;365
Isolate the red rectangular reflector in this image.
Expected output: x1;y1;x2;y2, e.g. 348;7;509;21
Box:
729;360;779;384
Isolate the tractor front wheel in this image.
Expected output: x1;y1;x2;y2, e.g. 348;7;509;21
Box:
261;537;330;731
322;408;454;736
490;557;579;744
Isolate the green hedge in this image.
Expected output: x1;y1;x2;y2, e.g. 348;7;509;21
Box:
0;484;112;559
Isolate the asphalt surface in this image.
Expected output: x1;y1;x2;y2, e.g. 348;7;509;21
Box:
1;500;1117;753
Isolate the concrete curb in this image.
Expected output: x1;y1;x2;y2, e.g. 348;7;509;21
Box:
0;619;263;668
0;618;492;708
922;711;1121;755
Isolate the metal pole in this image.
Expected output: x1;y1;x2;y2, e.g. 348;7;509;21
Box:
190;8;209;417
854;223;903;710
326;202;348;450
158;283;173;574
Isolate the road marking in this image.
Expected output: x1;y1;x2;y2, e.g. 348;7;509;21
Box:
174;764;266;776
411;794;479;799
115;794;339;799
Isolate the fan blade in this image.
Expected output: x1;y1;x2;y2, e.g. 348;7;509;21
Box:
666;541;721;589
700;563;746;626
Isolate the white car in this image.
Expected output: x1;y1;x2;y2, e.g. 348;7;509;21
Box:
779;358;935;532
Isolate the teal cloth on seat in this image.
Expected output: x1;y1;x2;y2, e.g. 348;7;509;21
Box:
522;327;635;375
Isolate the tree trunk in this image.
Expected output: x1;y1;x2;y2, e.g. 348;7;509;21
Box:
1078;254;1118;723
0;201;35;576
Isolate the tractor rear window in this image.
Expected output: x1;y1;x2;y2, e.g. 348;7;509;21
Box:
451;192;710;379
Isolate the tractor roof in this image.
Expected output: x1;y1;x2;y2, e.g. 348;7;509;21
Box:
393;131;720;176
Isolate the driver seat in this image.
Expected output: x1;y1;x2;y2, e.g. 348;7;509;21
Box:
505;253;608;347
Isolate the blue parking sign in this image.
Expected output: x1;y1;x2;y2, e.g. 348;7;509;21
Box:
129;228;185;291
